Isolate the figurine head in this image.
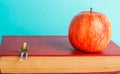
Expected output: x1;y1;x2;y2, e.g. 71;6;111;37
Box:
23;42;27;47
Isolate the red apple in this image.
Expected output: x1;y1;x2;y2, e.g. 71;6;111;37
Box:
68;8;112;52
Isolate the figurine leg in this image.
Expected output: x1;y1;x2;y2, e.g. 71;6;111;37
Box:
20;52;24;61
25;52;28;60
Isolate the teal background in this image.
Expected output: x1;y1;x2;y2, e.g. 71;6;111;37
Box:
0;0;120;45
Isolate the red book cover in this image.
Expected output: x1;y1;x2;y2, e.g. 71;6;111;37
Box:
0;36;119;56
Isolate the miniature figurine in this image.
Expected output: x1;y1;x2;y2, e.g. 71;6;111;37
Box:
20;42;28;61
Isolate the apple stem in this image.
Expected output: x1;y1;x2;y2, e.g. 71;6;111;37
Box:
90;8;92;13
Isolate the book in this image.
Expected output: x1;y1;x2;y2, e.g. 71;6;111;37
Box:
0;36;120;73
